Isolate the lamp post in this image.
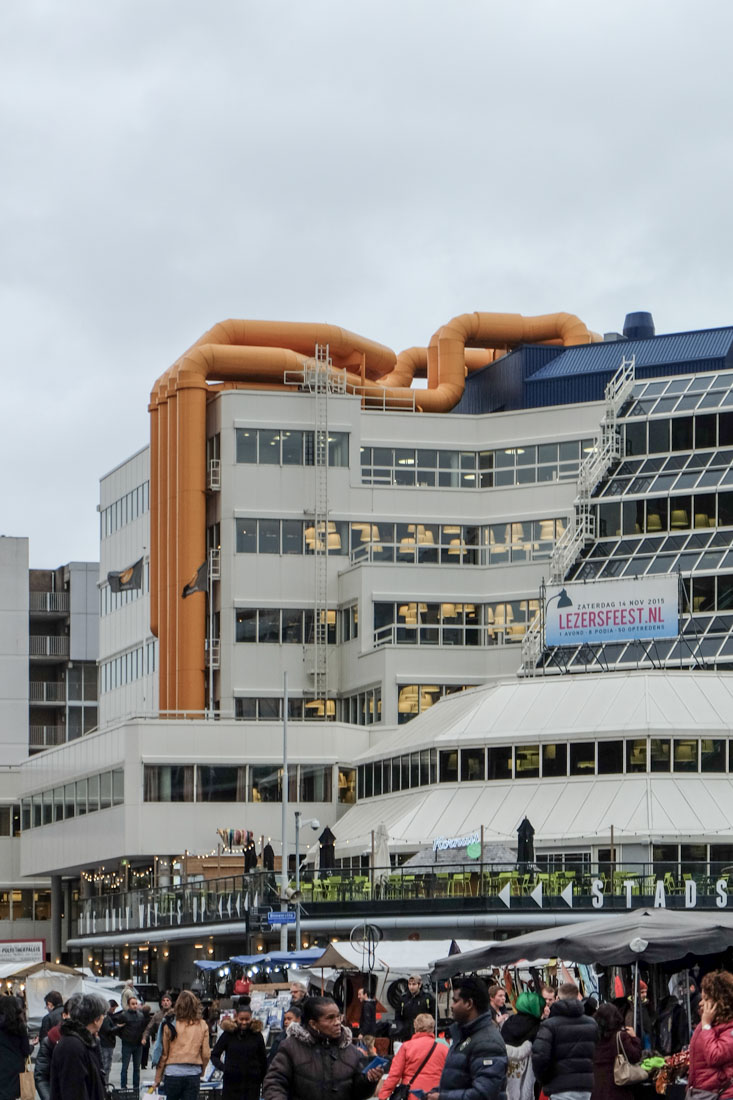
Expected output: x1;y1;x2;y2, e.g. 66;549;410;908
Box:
280;672;289;951
294;812;319;950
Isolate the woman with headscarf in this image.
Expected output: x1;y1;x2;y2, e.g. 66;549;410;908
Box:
501;991;545;1100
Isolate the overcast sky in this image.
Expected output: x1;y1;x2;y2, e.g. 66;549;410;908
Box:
3;0;733;566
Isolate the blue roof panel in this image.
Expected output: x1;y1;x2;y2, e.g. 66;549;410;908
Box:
527;328;733;382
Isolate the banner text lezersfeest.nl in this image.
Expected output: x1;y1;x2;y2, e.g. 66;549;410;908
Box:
545;575;678;647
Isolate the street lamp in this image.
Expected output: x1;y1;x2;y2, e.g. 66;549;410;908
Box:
294;812;319;950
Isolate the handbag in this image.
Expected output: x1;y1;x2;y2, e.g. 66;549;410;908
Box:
614;1031;650;1087
390;1041;438;1100
19;1060;35;1100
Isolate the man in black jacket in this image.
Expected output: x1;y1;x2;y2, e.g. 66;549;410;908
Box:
531;982;598;1100
396;976;436;1039
114;995;148;1090
39;991;64;1043
427;975;507;1100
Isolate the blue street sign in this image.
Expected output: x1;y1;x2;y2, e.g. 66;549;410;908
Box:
267;910;296;925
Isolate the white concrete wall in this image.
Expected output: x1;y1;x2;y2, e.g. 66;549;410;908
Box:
0;538;29;763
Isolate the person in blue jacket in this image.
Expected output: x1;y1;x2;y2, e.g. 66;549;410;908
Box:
426;976;507;1100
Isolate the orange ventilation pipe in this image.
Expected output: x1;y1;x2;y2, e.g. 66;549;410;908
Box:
150;312;600;714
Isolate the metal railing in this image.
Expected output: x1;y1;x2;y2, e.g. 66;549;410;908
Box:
29;725;65;747
29;592;69;613
29;681;66;703
74;860;730;937
29;636;69;658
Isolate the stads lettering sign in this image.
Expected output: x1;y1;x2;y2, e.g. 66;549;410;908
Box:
545;575;678;647
497;880;731;910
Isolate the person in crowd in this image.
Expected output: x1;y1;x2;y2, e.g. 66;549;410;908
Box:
39;990;64;1043
532;981;598;1100
263;995;383;1100
396;976;436;1039
0;993;31;1100
98;999;121;1085
489;985;510;1027
50;992;106;1100
35;994;82;1100
426;976;507;1100
115;993;149;1090
379;1013;447;1100
501;992;545;1100
654;993;688;1055
120;978;140;1008
357;1034;377;1058
211;1000;268;1100
267;1005;302;1066
358;987;378;1036
206;997;221;1043
145;990;174;1056
154;988;210;1099
541;987;556;1017
688;970;733;1100
591;1003;641;1100
290;981;309;1006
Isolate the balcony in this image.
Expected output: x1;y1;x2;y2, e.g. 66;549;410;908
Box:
29;636;69;659
72;861;729;938
29;682;66;703
29;592;69;613
29;725;66;748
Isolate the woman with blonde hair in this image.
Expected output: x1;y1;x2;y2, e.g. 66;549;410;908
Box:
379;1014;447;1100
688;971;733;1100
154;989;211;1099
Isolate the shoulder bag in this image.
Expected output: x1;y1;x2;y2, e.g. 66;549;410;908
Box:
19;1058;35;1100
391;1041;439;1100
614;1031;649;1087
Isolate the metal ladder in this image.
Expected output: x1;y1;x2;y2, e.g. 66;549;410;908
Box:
311;344;330;711
520;355;636;675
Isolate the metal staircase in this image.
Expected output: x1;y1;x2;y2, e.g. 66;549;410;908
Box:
520;356;636;675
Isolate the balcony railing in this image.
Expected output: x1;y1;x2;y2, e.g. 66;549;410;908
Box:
29;636;69;658
29;682;66;703
73;861;732;937
29;592;69;613
29;725;65;747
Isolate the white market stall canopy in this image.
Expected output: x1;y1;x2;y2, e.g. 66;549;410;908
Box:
303;940;492;975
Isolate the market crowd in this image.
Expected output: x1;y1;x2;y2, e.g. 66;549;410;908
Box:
1;968;731;1100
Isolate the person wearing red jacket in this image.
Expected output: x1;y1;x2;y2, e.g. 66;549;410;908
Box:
688;971;733;1100
379;1014;447;1100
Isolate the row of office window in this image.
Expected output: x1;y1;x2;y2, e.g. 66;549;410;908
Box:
22;770;125;828
100;642;157;694
0;890;51;922
234;685;380;725
598;487;733;533
100;481;149;539
356;737;733;797
360;439;595;488
235;608;338;645
374;600;539;647
100;561;150;616
626;373;733;421
143;763;355;804
235;517;566;566
235;429;349;467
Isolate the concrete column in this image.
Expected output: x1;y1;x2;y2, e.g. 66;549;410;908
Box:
50;876;63;963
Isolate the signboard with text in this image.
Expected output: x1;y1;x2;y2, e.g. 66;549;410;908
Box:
0;940;45;964
545;574;678;647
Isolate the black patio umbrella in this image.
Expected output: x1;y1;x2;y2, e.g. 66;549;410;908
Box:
318;826;336;871
262;842;275;871
517;817;535;872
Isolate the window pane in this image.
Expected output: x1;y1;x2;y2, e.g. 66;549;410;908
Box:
113;769;124;804
258;520;280;554
487;747;512;780
515;745;540;778
439;750;458;782
76;779;88;816
569;743;596;775
673;739;698;772
701;739;726;772
650;738;671;772
235;429;257;463
197;766;243;801
258;609;280;643
542;744;567;778
281;521;303;555
461;748;485;782
281;609;303;644
328;433;349;467
236;609;257;643
99;772;112;810
281;430;303;465
626;739;647;773
250;766;281;802
599;743;625;775
87;774;100;813
259;430;281;463
301;765;332;802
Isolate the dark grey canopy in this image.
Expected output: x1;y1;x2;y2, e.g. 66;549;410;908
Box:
432;908;733;978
